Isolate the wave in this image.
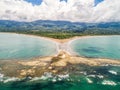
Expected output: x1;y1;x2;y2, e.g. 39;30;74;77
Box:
86;78;93;83
3;77;20;83
80;71;87;75
0;72;70;84
30;73;69;82
102;80;117;86
40;72;53;80
87;74;104;79
108;70;117;75
0;73;4;82
57;74;69;79
0;73;20;83
97;75;104;79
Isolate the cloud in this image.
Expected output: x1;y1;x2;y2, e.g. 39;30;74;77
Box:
0;0;120;22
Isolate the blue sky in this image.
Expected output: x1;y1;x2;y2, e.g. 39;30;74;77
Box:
25;0;104;6
24;0;42;5
24;0;68;5
24;0;103;6
95;0;104;6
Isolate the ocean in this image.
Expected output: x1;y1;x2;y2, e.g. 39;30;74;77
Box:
0;65;120;90
0;34;120;90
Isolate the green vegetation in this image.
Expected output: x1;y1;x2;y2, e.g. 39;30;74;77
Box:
17;31;83;39
0;20;120;39
2;29;120;39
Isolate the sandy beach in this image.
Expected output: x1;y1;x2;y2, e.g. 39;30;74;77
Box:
0;32;120;78
0;51;120;78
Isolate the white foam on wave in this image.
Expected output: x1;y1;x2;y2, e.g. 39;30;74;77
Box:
57;74;69;79
86;78;93;83
57;74;70;81
52;78;57;82
87;75;96;78
30;73;70;82
0;73;4;78
51;74;70;82
40;72;53;80
80;71;87;75
108;70;117;75
3;77;20;83
30;77;42;82
30;73;53;82
0;73;4;82
30;74;53;82
101;64;120;67
87;74;104;79
0;73;25;83
97;75;104;79
102;80;117;86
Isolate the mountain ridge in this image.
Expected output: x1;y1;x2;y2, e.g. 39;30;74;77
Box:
0;20;120;39
0;20;120;31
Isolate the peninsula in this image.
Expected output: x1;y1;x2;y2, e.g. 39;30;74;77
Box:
0;34;120;78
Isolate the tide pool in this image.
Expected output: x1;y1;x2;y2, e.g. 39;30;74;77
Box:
0;33;58;60
70;36;120;59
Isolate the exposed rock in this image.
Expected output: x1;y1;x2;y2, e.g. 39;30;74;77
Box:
0;51;120;78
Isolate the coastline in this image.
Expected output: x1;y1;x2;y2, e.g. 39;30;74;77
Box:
0;51;120;78
0;32;120;78
0;32;120;60
0;32;89;56
0;32;97;55
1;32;118;43
0;32;71;43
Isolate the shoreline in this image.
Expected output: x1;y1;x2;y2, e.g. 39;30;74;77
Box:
0;32;89;56
0;32;114;56
0;32;120;78
0;32;120;60
1;32;120;43
0;51;120;78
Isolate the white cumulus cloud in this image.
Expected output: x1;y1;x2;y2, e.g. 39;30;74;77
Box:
0;0;120;22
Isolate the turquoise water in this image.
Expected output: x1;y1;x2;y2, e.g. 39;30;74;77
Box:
0;65;120;90
0;33;58;60
0;34;120;90
70;36;120;59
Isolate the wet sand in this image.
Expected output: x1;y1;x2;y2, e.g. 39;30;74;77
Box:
0;51;120;78
0;33;120;78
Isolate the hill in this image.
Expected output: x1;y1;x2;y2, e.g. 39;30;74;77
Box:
0;20;120;39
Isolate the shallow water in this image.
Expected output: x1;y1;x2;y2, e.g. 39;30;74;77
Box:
0;34;120;90
70;36;120;59
0;33;58;60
